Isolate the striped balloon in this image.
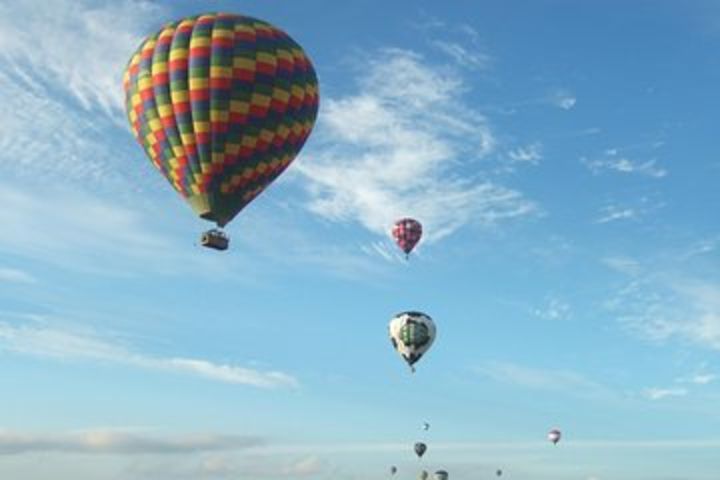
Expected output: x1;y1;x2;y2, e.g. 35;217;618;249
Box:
123;13;319;227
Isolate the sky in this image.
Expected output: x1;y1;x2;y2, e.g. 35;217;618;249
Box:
0;0;719;479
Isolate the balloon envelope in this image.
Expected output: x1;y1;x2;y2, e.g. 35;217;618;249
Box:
123;13;319;228
419;470;429;480
389;312;436;370
392;218;422;255
548;428;562;444
414;442;427;458
434;470;449;480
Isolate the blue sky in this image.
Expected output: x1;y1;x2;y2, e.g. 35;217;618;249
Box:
1;0;719;478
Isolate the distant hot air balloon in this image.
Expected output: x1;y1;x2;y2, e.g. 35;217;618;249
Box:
434;470;449;480
548;428;562;445
389;311;436;373
392;218;422;258
496;469;503;477
123;13;319;250
390;466;397;476
419;470;429;480
414;442;427;459
422;421;430;431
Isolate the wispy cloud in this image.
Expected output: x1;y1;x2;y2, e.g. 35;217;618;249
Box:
0;267;36;284
533;297;571;320
0;0;163;115
475;361;610;399
296;48;537;243
0;430;263;455
508;143;543;166
0;183;183;274
677;373;716;385
0;0;165;192
547;89;577;110
432;40;491;69
581;149;667;178
0;320;298;389
192;454;325;478
609;275;720;351
602;256;642;275
643;387;688;400
595;205;636;224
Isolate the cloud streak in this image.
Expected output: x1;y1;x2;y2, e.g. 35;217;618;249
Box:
0;267;36;284
582;149;667;178
643;387;688;400
609;275;720;352
296;48;537;243
0;0;163;115
0;320;298;389
475;361;611;399
0;430;263;456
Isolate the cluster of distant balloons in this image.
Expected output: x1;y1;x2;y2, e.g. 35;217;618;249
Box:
124;12;562;480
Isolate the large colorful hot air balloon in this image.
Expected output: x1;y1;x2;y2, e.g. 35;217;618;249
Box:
548;428;562;445
392;218;422;258
123;13;319;250
389;311;436;373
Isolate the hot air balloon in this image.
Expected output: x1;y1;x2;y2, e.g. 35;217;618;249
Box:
496;469;503;477
392;218;422;258
123;13;319;250
389;311;436;373
419;470;429;480
434;470;449;480
414;442;427;459
548;428;562;445
422;421;430;431
390;466;397;476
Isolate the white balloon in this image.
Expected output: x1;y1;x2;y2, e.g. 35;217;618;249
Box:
548;428;562;444
388;311;436;372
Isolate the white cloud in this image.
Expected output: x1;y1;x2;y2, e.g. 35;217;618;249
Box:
0;267;36;284
476;361;609;399
0;430;263;455
581;150;667;178
602;256;642;275
432;40;491;69
0;0;164;192
0;320;298;389
508;143;542;165
677;373;716;385
643;387;688;400
0;0;163;115
297;48;537;243
548;90;577;110
533;297;571;320
689;373;716;385
595;205;636;224
199;454;326;478
0;183;183;274
610;276;720;351
360;240;407;263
